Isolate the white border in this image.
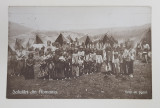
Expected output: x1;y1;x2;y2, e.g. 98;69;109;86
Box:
0;0;160;108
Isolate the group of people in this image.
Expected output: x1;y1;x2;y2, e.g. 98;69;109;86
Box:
136;41;151;63
8;40;151;80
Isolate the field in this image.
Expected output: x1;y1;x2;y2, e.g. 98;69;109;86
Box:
7;60;152;99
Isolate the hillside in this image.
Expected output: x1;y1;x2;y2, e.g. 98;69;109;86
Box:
8;22;151;49
8;22;33;37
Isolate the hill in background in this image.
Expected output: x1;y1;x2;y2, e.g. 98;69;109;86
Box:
8;21;151;48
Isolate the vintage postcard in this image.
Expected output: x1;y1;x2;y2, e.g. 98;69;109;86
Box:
7;6;152;99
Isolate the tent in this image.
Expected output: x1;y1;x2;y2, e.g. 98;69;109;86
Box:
100;34;110;44
109;36;118;44
67;35;73;43
55;33;69;46
34;34;43;44
26;38;34;49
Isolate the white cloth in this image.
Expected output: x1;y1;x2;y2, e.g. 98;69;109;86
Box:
143;44;150;50
129;49;136;60
90;53;96;61
78;51;85;56
44;45;53;52
72;53;79;64
59;56;66;61
96;55;103;63
85;54;90;61
103;50;107;61
16;50;26;60
78;59;84;66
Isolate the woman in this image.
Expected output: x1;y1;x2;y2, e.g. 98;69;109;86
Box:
10;51;17;76
24;53;35;80
58;52;66;80
16;49;26;76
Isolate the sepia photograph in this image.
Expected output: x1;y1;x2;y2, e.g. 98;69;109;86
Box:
7;6;152;99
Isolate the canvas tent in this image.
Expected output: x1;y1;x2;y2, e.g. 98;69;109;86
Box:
34;34;43;44
100;34;110;44
55;33;69;46
109;36;118;43
109;36;118;47
26;38;35;49
67;35;73;43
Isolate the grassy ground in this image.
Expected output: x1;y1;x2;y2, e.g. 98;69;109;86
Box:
7;60;152;99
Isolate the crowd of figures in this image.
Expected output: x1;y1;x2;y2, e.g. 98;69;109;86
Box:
8;40;151;80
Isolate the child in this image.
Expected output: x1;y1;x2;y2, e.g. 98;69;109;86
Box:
24;53;35;80
113;52;120;76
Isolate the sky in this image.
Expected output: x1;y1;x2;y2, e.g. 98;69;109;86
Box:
8;6;151;31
